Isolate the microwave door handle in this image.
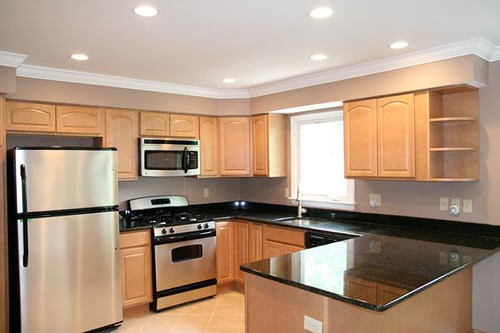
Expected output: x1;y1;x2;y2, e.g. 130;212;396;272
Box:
20;164;29;267
182;147;189;173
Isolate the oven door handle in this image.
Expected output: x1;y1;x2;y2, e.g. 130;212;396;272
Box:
154;229;216;245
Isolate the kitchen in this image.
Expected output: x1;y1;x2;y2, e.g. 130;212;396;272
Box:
1;1;500;332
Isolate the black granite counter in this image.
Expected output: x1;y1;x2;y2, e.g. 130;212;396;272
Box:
120;201;500;311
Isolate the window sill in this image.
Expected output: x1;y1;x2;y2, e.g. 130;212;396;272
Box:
289;198;356;211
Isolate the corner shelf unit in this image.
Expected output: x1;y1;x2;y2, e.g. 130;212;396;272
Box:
427;87;478;181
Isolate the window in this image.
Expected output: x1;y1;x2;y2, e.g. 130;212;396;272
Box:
290;110;355;210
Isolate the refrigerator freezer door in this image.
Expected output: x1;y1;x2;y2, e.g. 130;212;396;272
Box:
13;148;118;214
17;211;122;332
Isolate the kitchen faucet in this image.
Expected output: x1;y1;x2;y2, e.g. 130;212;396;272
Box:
296;184;307;218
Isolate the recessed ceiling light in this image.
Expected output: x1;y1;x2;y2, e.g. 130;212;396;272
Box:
389;41;409;49
134;6;159;17
309;7;333;19
70;53;89;61
310;54;328;61
222;78;236;84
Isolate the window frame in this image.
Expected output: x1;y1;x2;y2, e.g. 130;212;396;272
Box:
289;109;356;211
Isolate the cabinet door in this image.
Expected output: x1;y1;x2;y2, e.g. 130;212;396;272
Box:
233;222;249;284
252;114;269;176
0;97;4;146
219;117;251;176
104;109;139;180
248;223;263;262
344;275;377;304
170;114;199;138
120;245;152;308
344;99;377;177
282;244;303;255
140;111;170;137
199;116;219;176
262;240;283;259
377;94;415;178
216;222;234;285
6;101;56;133
56;105;104;135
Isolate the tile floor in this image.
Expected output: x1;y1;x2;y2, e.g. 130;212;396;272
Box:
116;291;245;333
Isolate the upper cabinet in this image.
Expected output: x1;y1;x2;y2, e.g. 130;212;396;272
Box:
6;101;103;136
219;117;251;176
140;111;170;137
252;114;287;177
199;116;219;177
170;114;199;138
104;109;139;180
0;97;5;147
344;87;478;181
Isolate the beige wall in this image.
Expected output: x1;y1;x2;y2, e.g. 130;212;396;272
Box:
0;66;16;95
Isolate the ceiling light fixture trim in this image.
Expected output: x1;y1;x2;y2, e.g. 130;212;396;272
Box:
389;41;409;49
309;7;333;19
134;6;159;17
310;54;328;61
70;53;89;61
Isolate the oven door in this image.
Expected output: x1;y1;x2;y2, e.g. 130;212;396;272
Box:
154;233;216;292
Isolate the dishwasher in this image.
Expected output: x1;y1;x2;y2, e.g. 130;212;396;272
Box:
305;230;360;248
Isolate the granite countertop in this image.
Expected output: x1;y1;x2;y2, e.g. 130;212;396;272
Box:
119;201;500;312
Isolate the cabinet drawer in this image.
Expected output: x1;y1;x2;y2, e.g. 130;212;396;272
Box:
263;225;305;247
120;230;150;248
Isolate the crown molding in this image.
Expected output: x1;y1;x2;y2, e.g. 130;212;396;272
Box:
16;65;250;99
0;50;27;68
9;37;500;99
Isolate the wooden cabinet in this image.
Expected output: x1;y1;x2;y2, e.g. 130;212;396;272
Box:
6;101;56;133
199;116;219;177
56;105;103;135
219;117;251;176
0;97;4;146
262;225;305;259
104;109;139;180
140;111;170;137
119;230;152;309
344;94;415;179
252;114;287;177
233;222;249;284
248;223;263;262
344;87;479;181
344;275;408;304
170;114;199;138
6;101;103;135
216;221;234;285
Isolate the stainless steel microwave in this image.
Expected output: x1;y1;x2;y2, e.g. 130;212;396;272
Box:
140;138;200;177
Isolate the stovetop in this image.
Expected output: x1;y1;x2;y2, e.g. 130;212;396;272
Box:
128;212;213;228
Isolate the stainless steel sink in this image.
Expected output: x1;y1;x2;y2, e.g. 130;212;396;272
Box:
273;216;329;227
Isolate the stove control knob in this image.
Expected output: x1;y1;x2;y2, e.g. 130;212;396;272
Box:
204;223;209;229
197;224;203;230
161;228;167;235
169;228;175;234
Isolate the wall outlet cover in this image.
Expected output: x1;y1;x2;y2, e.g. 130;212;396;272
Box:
304;315;323;333
439;198;449;211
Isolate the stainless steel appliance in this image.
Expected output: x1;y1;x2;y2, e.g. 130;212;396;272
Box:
140;138;200;177
305;230;359;248
7;147;123;333
127;195;216;311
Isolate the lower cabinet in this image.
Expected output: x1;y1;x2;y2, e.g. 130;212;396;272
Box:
215;221;234;285
344;275;409;304
262;225;305;259
119;230;152;309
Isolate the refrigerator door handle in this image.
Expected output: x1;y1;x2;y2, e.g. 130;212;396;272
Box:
20;164;29;267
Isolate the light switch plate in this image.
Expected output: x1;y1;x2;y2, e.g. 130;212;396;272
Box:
203;188;210;198
369;193;381;207
463;199;472;213
451;198;460;210
304;315;323;333
439;198;449;211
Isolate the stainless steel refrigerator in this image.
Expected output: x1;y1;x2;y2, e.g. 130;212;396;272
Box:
7;147;123;332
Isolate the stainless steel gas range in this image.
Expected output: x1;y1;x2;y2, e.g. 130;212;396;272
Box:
127;195;217;311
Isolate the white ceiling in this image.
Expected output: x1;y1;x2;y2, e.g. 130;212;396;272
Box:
1;0;500;98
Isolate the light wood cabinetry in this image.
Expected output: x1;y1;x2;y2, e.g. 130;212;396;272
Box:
140;111;170;137
216;221;234;285
199;116;219;176
344;87;478;181
262;225;305;259
104;109;139;180
170;114;199;138
0;97;4;147
248;223;263;262
6;101;104;135
6;101;56;133
344;275;408;304
119;230;152;309
252;114;287;177
344;94;415;179
233;222;249;284
219;117;251;176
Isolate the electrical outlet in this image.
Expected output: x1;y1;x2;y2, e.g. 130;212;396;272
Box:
439;252;448;265
463;199;472;213
451;198;460;210
369;193;381;208
304;315;323;333
203;188;210;198
439;198;449;211
284;188;289;198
